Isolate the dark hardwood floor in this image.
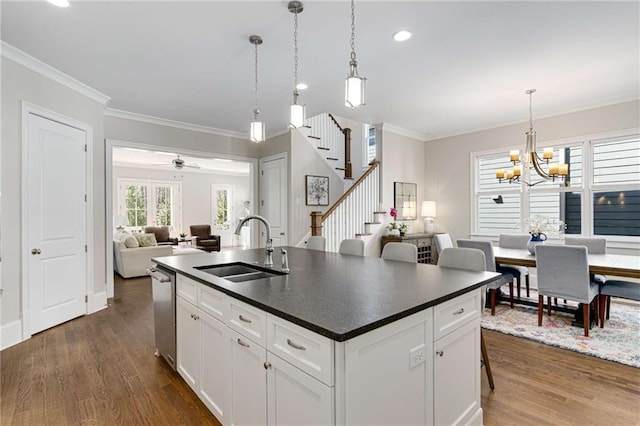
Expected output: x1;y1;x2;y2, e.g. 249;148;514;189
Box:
1;275;638;425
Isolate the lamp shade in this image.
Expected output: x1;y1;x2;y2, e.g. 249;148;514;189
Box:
421;201;436;218
290;103;305;128
114;214;128;229
250;120;265;143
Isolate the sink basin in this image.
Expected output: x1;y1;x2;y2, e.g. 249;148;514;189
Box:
195;262;285;282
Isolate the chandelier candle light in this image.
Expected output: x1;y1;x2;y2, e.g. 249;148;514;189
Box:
496;89;568;186
288;1;305;128
249;35;265;143
345;0;366;108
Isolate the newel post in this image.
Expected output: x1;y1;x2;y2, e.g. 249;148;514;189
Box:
310;211;323;236
343;128;352;179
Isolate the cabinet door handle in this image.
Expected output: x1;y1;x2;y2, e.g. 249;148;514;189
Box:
436;350;444;357
237;338;250;348
264;361;272;369
238;314;252;323
453;308;465;315
286;339;306;351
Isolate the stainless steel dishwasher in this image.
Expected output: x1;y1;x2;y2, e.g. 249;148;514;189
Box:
147;266;176;370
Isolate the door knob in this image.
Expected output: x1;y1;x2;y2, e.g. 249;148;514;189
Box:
31;248;42;255
280;232;285;236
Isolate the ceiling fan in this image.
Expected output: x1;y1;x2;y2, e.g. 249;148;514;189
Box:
155;155;200;170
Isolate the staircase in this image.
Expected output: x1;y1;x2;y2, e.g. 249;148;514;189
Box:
310;160;384;253
300;113;352;182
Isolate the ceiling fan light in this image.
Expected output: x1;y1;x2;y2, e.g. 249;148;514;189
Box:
250;120;265;143
290;103;306;129
47;0;70;7
345;75;365;108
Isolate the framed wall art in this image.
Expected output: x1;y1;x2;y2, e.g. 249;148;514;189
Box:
305;175;329;206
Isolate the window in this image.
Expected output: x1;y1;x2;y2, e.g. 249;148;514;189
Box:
363;124;376;167
473;132;640;240
118;179;182;233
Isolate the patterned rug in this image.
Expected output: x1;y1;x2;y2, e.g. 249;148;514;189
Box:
481;301;640;368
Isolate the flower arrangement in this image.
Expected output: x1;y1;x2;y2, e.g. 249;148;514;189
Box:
179;232;187;240
387;207;408;235
523;215;564;239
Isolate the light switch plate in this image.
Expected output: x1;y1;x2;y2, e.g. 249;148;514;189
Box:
409;344;426;369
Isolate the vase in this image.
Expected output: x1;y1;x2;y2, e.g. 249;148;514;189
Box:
527;233;547;255
399;231;405;237
390;229;400;236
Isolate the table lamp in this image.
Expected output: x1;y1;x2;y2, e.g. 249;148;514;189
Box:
421;201;436;233
114;215;128;230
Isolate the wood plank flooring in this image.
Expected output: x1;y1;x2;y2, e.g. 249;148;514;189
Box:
1;275;638;425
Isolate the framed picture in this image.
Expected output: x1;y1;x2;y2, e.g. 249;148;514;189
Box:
305;175;329;206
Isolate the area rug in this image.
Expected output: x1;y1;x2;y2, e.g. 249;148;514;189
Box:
481;302;640;368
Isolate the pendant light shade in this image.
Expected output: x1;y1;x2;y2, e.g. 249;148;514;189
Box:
249;35;265;143
345;0;366;108
288;1;306;129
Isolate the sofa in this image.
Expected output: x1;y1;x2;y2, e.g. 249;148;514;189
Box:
144;226;178;246
190;224;221;252
113;233;172;278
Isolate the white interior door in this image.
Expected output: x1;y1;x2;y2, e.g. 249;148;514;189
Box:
27;113;87;334
260;155;288;247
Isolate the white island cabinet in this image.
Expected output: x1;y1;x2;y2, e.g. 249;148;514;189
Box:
175;272;483;426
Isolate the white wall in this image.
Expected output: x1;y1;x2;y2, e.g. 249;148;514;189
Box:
424;100;640;254
1;57;106;337
112;166;250;246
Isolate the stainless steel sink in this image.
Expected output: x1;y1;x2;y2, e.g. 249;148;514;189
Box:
195;262;285;282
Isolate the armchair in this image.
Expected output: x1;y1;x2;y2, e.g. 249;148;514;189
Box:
144;226;178;246
190;225;221;252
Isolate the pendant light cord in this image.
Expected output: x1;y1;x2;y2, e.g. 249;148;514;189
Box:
254;41;259;116
293;10;299;92
350;0;357;61
529;91;533;130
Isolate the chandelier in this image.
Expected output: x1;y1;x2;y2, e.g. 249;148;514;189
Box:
249;35;265;143
288;1;306;128
496;89;568;185
345;0;366;108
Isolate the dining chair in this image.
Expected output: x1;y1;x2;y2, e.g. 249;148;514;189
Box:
306;236;326;251
599;280;640;328
535;245;599;337
381;242;418;263
564;236;607;312
456;239;514;315
438;247;495;390
498;234;531;298
434;233;454;255
338;238;365;256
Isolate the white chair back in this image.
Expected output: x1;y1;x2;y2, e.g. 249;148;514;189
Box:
438;248;486;272
338;239;364;256
564;236;606;254
456;239;496;272
536;245;595;303
306;236;326;251
381;242;418;263
498;233;530;249
434;233;454;254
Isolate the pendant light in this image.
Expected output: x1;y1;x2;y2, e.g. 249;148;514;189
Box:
345;0;366;108
249;35;265;143
288;1;305;128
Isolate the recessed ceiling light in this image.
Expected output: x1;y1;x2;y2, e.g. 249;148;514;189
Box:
393;30;412;42
47;0;70;7
296;83;308;90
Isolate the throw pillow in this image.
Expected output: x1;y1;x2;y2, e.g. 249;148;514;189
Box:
136;233;158;247
123;235;139;248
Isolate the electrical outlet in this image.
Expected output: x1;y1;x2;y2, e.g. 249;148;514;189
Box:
409;344;426;370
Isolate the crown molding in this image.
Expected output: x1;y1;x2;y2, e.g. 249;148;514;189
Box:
104;108;249;140
1;41;111;105
380;123;428;141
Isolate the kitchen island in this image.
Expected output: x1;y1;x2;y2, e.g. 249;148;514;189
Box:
153;247;500;426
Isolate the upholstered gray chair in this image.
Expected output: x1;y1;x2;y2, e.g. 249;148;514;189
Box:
381;242;418;263
457;239;515;315
434;233;454;255
338;238;364;256
564;236;607;311
438;247;495;390
498;234;531;298
306;236;326;251
599;280;640;328
535;245;599;337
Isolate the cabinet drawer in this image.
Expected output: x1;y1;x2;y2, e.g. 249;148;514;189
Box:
228;299;267;347
433;289;481;341
199;284;227;323
267;314;334;386
177;274;198;305
416;238;431;247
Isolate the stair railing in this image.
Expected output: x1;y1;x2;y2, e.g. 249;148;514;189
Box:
311;160;380;252
305;113;352;179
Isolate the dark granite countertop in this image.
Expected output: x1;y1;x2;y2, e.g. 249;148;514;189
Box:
153;247;500;342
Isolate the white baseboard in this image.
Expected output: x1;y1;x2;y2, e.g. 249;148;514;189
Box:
1;319;24;350
89;291;108;313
